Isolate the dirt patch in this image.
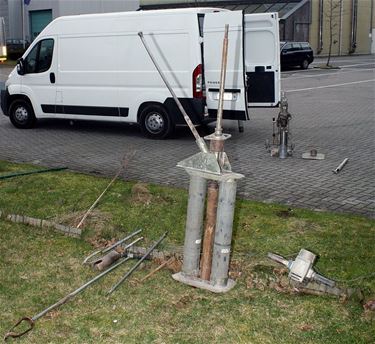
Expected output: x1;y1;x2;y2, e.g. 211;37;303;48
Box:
56;209;112;231
288;218;321;233
131;183;152;205
276;208;294;218
173;294;206;310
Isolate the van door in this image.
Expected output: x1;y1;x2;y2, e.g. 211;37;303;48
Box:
21;37;56;115
244;13;280;107
203;11;248;121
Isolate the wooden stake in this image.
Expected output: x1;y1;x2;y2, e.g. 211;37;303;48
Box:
140;258;174;282
200;181;219;281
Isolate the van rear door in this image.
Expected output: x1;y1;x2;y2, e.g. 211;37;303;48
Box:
203;11;248;121
244;13;280;107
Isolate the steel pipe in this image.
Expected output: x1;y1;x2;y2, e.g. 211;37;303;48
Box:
182;174;207;276
210;179;237;286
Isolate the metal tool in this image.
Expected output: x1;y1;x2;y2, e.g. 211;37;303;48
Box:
173;25;244;294
266;92;294;158
83;228;142;265
4;237;143;341
268;249;335;287
138;31;208;154
333;158;349;174
302;149;325;160
107;231;168;295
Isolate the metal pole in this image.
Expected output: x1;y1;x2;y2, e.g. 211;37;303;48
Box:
107;231;168;294
200;181;219;280
22;0;25;49
138;32;208;153
279;129;288;159
210;179;237;287
215;24;229;137
333;158;349;174
182;174;207;277
83;228;143;265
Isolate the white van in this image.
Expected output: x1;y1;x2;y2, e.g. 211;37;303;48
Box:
1;8;280;139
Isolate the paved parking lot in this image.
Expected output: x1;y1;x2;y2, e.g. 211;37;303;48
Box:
0;55;374;217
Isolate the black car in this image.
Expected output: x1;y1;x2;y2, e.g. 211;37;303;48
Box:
6;39;29;59
280;41;314;69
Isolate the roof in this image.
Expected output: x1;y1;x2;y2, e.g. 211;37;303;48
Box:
140;0;308;20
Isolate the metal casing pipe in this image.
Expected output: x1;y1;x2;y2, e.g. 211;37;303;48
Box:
182;174;207;276
210;179;237;287
279;130;288;159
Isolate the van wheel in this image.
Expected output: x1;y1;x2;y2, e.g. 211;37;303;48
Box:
139;104;174;139
301;59;309;69
9;99;36;129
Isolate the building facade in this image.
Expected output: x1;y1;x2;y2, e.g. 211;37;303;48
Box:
140;0;375;55
0;0;139;43
0;0;373;55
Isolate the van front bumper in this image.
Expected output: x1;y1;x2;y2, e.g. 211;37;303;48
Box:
1;89;9;116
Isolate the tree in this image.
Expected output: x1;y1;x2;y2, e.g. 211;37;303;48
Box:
324;0;341;67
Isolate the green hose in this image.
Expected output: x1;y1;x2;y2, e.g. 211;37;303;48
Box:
0;167;67;180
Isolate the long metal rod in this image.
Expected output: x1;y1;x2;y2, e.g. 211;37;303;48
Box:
215;24;229;137
83;228;143;264
138;32;208;153
107;231;168;295
0;167;67;180
76;150;135;229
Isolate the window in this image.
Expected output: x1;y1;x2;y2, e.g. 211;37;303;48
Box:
291;43;302;51
24;38;54;74
301;43;310;49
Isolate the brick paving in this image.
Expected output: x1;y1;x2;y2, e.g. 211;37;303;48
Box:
0;55;374;218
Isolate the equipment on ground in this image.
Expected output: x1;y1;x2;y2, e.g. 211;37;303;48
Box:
83;228;142;266
302;149;325;160
4;236;143;340
268;249;335;287
107;231;168;295
166;25;243;293
265;93;294;159
333;158;349;174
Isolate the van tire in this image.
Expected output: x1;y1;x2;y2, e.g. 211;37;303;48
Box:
9;99;36;129
139;104;174;139
301;59;309;69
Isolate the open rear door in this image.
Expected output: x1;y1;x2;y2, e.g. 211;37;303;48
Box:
203;11;249;121
244;13;280;107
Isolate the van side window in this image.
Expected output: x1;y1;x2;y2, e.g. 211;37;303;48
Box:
24;38;54;74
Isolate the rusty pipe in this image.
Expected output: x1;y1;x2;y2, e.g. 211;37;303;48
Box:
200;181;219;281
215;24;229;137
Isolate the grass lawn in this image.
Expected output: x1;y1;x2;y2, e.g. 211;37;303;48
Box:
0;160;374;343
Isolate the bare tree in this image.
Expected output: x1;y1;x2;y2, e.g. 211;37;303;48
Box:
324;0;341;67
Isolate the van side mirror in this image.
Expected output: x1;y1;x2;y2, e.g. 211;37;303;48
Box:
17;58;25;75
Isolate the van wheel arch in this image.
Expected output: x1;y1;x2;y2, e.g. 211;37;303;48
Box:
137;102;175;139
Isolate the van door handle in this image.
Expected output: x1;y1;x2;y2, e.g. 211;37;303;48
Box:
50;72;55;84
